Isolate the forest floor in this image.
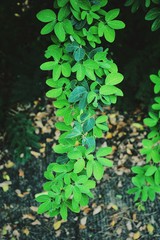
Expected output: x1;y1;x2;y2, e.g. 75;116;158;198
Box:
0;99;160;240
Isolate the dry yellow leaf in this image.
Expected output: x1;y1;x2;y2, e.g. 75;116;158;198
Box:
79;224;86;229
3;172;10;181
5;160;15;168
133;231;141;239
22;228;30;236
31;151;41;158
106;132;113;139
147;224;154;235
0;181;11;192
53;220;63;230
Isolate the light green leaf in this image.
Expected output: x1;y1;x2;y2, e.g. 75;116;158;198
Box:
46;88;62;98
97;157;113;167
40;61;55;70
38;200;51;214
93;161;104;180
105;9;120;21
54;22;66;42
145;166;157;176
74;158;85;173
105;72;124;85
36;9;56;22
107;20;125;30
60;203;68;220
41;22;55;35
61;62;71;77
100;85;123;96
104;25;115;43
96;147;112;157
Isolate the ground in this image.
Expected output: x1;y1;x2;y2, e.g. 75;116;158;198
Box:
0;99;160;240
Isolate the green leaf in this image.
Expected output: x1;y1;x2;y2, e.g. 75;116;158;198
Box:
141;186;148;202
100;85;123;96
46;88;62;98
104;25;115;43
93;161;104;180
53;144;72;154
107;20;125;30
61;62;71;77
83;118;95;133
57;0;69;7
54;22;66;42
74;158;85;173
96;147;112;157
145;8;160;21
69;86;87;103
97;157;113;167
154;169;160;185
105;72;124;85
73;47;85;61
86;160;93;178
96;115;108;124
132;166;144;174
51;163;67;173
80;195;89;206
58;5;70;21
65;185;73;199
83;59;99;70
41;22;55;35
132;175;145;188
60;203;68;220
73;186;82;203
144;117;158;127
151;17;160;31
148;188;156;201
68;149;82;159
40;61;55;70
36;9;56;23
145;166;157;176
38;200;51;214
36;194;50;202
105;9;120;21
55;122;72;131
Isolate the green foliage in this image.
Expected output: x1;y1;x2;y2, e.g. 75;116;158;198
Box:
128;71;160;203
36;0;125;219
125;0;160;31
6;111;40;165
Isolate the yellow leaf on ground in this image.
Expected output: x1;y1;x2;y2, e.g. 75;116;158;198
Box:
0;181;11;192
133;231;141;239
93;205;102;215
147;224;154;235
22;228;30;236
31;220;41;225
5;160;15;168
79;224;86;229
53;220;63;230
31;151;41;158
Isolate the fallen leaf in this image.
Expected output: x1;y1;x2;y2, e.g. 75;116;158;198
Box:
19;169;24;178
22;214;35;220
126;221;132;231
5;160;15;168
131;123;144;130
3;172;10;180
22;228;30;236
13;229;20;239
31;220;41;225
147;224;154;235
110;220;116;227
80;216;87;226
79;224;86;229
93;205;102;215
30;206;38;212
133;231;141;239
107;203;118;211
31;151;41;158
53;220;63;230
105;132;113;139
0;181;11;192
82;207;91;215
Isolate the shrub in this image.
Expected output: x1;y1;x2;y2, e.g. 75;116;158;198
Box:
35;0;125;219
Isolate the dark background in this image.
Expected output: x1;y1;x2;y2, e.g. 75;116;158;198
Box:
0;0;160;126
